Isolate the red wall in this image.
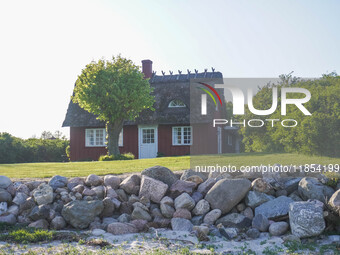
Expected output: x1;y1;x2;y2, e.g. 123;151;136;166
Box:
70;126;138;161
158;125;190;156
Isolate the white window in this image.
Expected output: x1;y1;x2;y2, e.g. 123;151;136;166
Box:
85;128;123;147
168;99;186;108
172;126;192;145
228;135;232;146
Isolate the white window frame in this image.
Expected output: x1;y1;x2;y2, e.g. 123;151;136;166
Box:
172;126;192;145
168;99;186;108
85;128;123;147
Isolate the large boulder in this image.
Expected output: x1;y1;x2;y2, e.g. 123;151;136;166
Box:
120;175;140;195
131;206;152;221
328;189;340;216
289;200;325;238
255;196;294;219
12;192;28;206
197;178;216;195
252;214;269;232
245;191;274;209
61;200;104;229
85;174;102;187
298;177;330;203
139;176;168;203
0;189;12;203
48;175;68;190
171;218;193;232
28;205;50;221
205;179;251;214
284;178;302;194
216;213;252;229
33;183;53;205
174;193;195;210
100;197;115;217
104;175;121;189
141;166;178;186
107;222;138;235
50;216;66;230
169;180;196;197
0;176;12;189
180;169;208;182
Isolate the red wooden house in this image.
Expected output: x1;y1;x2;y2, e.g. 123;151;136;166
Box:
62;60;239;161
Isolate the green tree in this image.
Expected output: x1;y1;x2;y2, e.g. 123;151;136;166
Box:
72;56;155;156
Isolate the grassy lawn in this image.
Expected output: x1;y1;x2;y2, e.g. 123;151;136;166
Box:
0;153;338;178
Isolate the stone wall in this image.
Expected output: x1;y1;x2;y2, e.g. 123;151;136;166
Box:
0;166;339;240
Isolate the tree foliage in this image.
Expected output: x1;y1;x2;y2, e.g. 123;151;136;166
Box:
72;55;154;155
0;132;69;163
239;73;340;157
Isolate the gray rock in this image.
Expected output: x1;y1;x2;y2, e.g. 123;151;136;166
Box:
67;177;84;190
12;192;28;206
92;229;106;236
160;203;175;218
289;200;325;238
171;218;193;232
0;202;7;215
101;197;115;217
0;213;16;224
191;192;203;203
20;197;36;212
219;227;238;239
26;181;45;191
0;176;12;189
33;183;53;205
28;219;49;229
192;199;210;216
48;175;68;190
104;175;121;189
107;222;138;235
6;184;16;197
141;166;178;186
62;200;104;229
131;206;152;221
245;191;274;209
205;178;251;214
197;178;216;195
174;193;195;210
255;196;294;219
117;213;131;223
85;174;102;187
216;213;252;229
106;187;118;199
102;217;117;229
0;189;12;203
284;178;302;194
120;175;140;195
50;216;66;230
169;180;196;197
173;208;192;220
92;185;105;199
251;178;273;194
28;205;50;221
298;177;328;203
16;184;30;196
180;169;208;182
328;189;340;216
115;189;128;202
246;228;260;239
243;207;254;220
252;214;269;232
191;215;204;225
160;196;174;206
289;192;303;202
269;221;289;236
203;209;222;225
139;176;168;203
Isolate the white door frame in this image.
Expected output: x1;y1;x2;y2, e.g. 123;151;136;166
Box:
138;125;158;159
217;127;222;154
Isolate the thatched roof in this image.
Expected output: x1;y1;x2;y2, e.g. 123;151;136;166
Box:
62;72;223;127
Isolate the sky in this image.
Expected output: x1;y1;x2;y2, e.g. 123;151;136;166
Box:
0;0;339;139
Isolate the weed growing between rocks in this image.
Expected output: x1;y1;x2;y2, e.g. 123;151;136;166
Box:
0;228;53;243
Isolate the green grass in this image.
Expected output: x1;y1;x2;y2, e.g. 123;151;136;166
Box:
0;153;338;178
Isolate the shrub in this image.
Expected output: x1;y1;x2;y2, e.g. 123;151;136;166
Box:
98;152;135;161
0;228;54;243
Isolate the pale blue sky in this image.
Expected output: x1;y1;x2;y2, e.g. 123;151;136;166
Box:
0;0;339;138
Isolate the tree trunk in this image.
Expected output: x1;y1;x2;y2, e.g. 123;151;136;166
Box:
106;121;123;156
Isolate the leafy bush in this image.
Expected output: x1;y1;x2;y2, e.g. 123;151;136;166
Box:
99;152;135;161
0;132;69;163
